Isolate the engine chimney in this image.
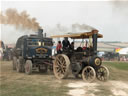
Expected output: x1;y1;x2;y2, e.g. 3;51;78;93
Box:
92;30;98;55
44;33;46;37
38;29;43;38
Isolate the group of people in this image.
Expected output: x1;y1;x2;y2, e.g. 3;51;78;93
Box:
56;37;74;54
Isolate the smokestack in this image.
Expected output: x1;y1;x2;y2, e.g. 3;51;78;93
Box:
38;29;43;38
44;33;46;37
92;30;98;55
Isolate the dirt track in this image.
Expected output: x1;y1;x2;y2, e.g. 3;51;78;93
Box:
0;61;128;96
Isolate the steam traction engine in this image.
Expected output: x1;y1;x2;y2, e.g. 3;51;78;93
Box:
12;29;53;74
51;30;109;82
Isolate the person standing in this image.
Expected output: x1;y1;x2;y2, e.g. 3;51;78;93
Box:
62;37;70;50
56;41;62;54
70;42;74;51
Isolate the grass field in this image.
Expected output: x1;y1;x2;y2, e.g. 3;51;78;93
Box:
103;61;128;71
0;61;70;96
103;61;128;81
0;61;128;96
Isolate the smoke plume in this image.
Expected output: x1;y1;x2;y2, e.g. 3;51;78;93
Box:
45;23;97;38
72;23;97;32
0;8;41;31
111;1;128;19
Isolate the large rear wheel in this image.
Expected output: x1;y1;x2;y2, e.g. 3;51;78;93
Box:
82;66;96;82
25;60;32;75
96;66;109;81
53;54;70;79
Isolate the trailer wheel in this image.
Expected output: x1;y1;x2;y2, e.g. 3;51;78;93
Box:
38;65;48;73
96;66;109;81
20;56;25;72
12;57;17;70
82;66;96;82
16;59;22;72
25;60;32;75
53;54;70;79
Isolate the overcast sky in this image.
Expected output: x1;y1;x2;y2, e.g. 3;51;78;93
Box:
1;1;128;43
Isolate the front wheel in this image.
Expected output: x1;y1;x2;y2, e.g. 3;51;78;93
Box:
25;60;32;75
96;66;109;81
82;66;96;82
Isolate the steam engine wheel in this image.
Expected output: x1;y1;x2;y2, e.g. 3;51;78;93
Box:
25;60;32;75
53;54;70;79
16;57;24;72
96;66;109;81
82;66;96;82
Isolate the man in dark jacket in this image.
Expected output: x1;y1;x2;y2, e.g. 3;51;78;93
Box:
62;37;70;50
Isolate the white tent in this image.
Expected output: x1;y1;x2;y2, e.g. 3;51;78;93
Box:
118;47;128;55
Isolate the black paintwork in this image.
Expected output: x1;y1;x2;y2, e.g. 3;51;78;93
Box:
13;29;53;65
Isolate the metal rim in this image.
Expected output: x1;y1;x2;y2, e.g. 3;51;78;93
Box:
96;65;109;81
53;54;70;79
82;66;96;82
25;60;32;75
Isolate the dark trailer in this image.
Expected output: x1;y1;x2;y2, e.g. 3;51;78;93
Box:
13;29;53;74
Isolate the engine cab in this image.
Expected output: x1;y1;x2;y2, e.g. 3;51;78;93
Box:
13;29;53;74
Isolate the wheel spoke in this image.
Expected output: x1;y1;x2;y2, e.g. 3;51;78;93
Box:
53;54;70;79
96;66;109;81
82;66;96;82
56;58;61;65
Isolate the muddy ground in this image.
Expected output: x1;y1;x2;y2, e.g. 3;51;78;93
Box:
0;61;128;96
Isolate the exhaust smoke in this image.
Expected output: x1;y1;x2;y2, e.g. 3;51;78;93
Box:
0;8;41;31
72;23;97;32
